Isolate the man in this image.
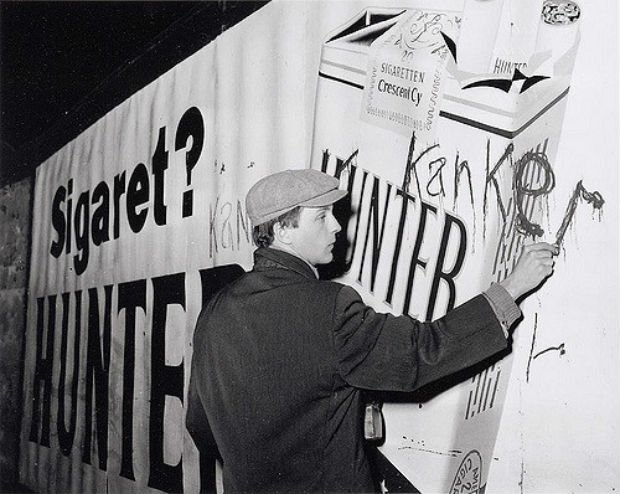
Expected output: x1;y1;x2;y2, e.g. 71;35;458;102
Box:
187;169;557;493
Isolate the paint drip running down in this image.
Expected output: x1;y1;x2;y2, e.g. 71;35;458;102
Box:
554;180;604;247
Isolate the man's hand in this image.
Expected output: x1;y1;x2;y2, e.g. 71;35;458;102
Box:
500;242;558;300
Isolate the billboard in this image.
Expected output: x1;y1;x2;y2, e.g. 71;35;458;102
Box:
18;1;615;493
309;4;607;492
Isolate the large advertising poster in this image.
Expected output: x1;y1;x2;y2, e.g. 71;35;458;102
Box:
308;2;612;493
309;5;587;493
18;1;617;493
18;4;319;492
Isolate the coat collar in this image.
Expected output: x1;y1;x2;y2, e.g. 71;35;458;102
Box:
253;247;318;280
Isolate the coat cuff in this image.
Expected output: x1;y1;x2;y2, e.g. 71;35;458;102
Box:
483;282;522;337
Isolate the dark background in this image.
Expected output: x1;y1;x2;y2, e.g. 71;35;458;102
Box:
0;1;268;186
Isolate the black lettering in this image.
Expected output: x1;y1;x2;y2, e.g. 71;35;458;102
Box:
320;149;330;173
66;179;73;254
148;274;186;492
385;190;415;305
29;296;55;446
426;213;467;320
74;191;90;275
50;186;66;258
83;285;113;470
357;176;392;292
152;127;169;226
126;163;150;233
91;181;110;246
335;149;358;179
403;201;437;315
57;291;82;456
344;166;368;273
113;172;126;239
175;107;205;218
117;279;147;481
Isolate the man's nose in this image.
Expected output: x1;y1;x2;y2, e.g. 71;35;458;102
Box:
328;213;341;234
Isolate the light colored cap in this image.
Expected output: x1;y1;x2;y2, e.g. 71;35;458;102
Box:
246;169;347;225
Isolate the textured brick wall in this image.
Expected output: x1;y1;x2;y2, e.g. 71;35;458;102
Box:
0;176;32;486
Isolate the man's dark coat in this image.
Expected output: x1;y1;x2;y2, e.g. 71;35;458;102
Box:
187;247;508;493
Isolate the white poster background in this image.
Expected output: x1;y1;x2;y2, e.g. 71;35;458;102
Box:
18;1;618;493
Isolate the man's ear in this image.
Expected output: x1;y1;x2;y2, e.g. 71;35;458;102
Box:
273;221;293;245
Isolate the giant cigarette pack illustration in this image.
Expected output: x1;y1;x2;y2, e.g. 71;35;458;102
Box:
310;5;582;492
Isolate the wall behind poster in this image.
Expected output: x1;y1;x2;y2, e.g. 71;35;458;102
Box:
19;1;618;494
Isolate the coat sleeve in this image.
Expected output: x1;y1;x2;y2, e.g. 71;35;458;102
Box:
331;285;508;392
186;312;221;461
186;367;219;457
186;326;222;493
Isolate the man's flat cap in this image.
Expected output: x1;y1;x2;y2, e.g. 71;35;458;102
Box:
246;169;347;225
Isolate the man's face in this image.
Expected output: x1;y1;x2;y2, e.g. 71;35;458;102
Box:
288;206;341;266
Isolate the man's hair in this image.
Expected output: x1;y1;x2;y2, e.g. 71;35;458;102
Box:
252;206;302;248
